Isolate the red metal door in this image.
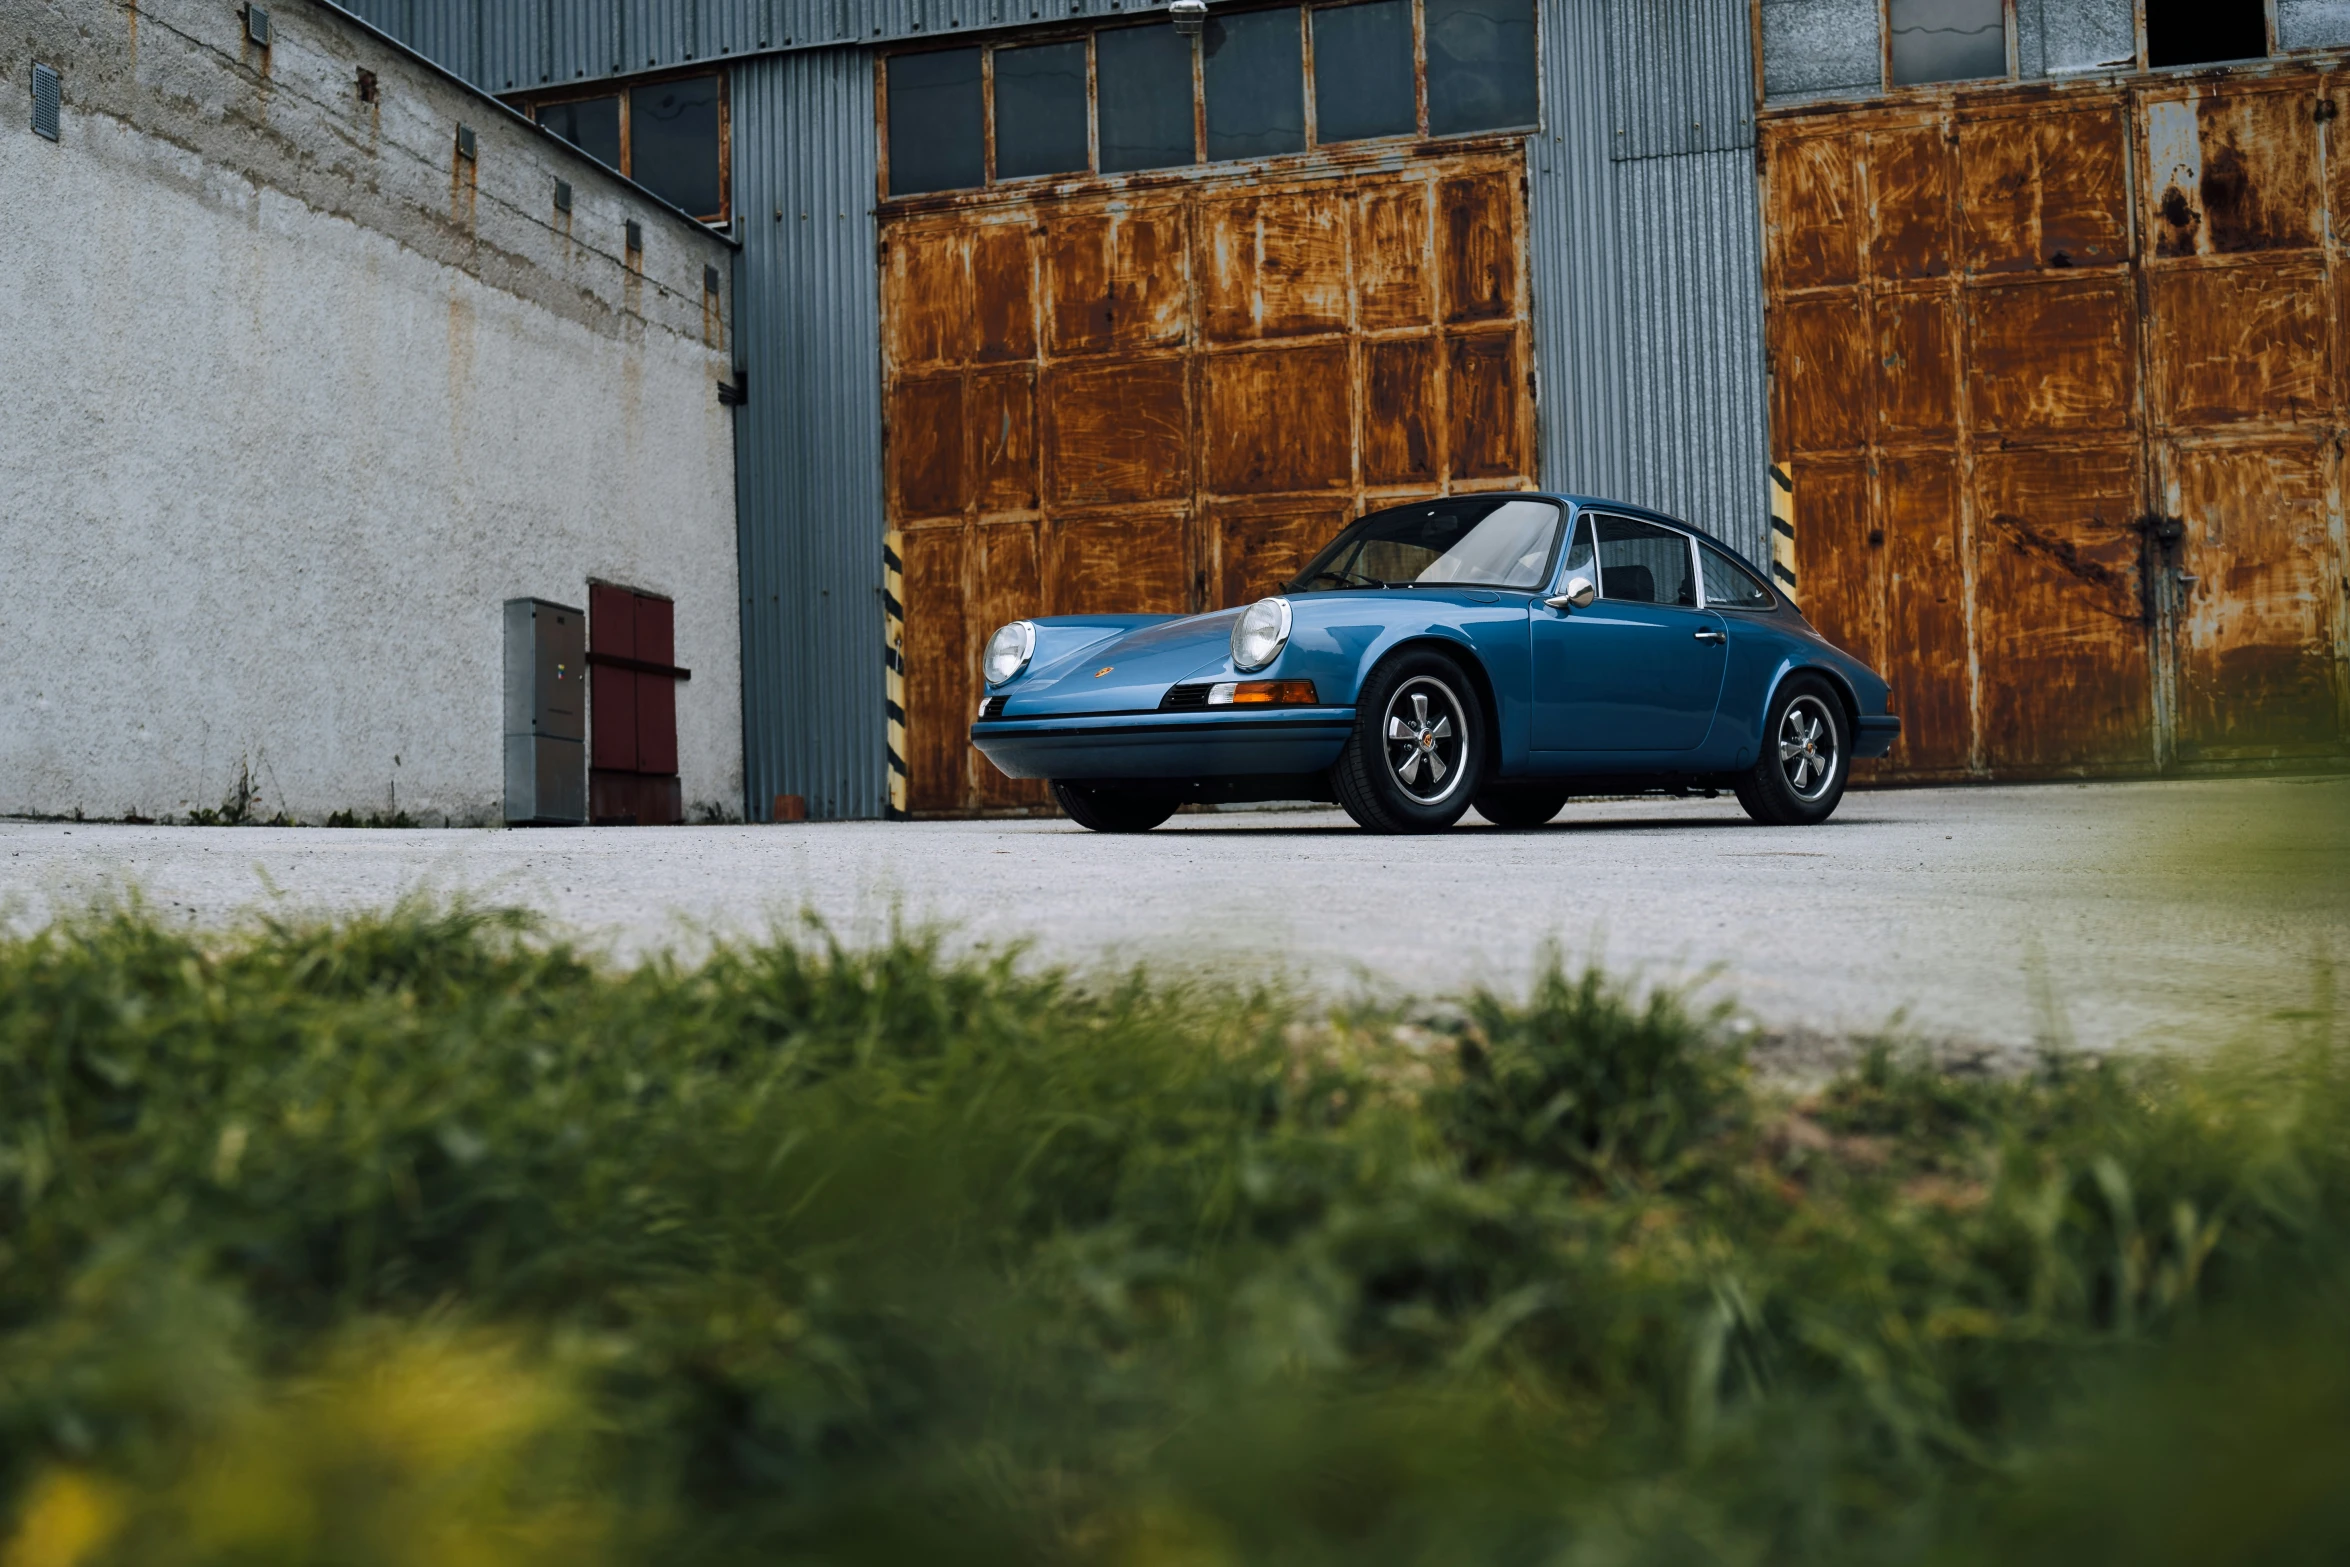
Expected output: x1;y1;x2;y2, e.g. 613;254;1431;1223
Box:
588;583;687;824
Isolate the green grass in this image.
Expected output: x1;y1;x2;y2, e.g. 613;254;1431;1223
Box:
1;900;2345;1565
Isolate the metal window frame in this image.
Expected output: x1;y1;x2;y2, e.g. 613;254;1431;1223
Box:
519;65;733;226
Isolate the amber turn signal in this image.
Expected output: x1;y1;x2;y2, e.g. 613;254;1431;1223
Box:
1206;679;1318;706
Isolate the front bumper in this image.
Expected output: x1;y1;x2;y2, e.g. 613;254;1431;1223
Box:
971;707;1355;782
1854;714;1902;759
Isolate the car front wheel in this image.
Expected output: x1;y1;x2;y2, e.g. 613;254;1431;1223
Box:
1734;676;1851;826
1052;782;1178;833
1331;651;1486;833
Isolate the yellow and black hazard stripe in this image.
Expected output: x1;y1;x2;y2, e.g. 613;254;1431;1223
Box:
882;530;910;820
1767;464;1799;605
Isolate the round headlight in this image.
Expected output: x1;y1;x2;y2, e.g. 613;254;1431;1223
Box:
1230;597;1292;672
983;621;1036;686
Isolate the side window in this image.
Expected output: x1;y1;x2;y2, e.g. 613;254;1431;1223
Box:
1698;541;1775;610
1559;513;1594;579
1594;515;1697;607
1313;0;1416;143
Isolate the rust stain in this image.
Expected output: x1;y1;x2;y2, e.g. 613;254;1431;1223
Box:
880;151;1538;813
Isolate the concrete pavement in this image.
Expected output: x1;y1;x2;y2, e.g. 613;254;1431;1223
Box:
4;775;2343;1058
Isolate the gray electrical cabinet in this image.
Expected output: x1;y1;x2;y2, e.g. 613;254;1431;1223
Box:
503;598;587;824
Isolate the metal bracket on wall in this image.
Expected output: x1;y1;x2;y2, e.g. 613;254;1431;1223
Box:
717;366;748;406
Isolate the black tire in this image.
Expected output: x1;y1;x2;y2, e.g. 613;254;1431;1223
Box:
1734;675;1851;826
1051;781;1178;833
1331;650;1486;833
1472;786;1572;829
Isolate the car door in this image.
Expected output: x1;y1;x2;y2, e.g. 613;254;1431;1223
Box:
1530;512;1728;751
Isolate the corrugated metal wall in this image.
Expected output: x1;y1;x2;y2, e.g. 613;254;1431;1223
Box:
1533;0;1771;564
730;47;890;820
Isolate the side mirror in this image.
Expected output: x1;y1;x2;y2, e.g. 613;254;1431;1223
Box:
1545;576;1597;611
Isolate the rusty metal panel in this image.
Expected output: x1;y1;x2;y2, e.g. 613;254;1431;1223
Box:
2148;263;2330;428
899;525;970;812
1790;456;1881;670
1767;130;1864;289
1207;501;1350;609
1963;276;2136;436
1957;107;2130;274
2145;89;2323;258
881;149;1539;813
1043;357;1190;506
1973;444;2153;771
2165;441;2344;755
1877;453;1972;772
1050;510;1191;615
1773;296;1870;453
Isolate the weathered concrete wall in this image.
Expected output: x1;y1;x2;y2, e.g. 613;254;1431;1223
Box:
0;0;741;824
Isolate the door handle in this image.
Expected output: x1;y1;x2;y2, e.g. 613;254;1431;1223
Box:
1693;628;1726;644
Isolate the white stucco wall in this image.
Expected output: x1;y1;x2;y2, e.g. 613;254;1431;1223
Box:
1;0;742;824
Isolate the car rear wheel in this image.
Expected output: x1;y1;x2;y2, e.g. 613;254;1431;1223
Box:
1051;781;1178;833
1733;676;1850;826
1331;651;1485;833
1472;786;1571;829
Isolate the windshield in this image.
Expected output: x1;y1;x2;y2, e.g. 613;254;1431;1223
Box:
1288;497;1565;592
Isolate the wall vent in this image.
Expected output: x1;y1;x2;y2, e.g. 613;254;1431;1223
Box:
455;123;477;161
554;179;573;213
31;63;60;141
245;5;270;48
625;218;643;253
704;264;720;294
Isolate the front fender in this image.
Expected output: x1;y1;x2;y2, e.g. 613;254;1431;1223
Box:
1259;593;1536;772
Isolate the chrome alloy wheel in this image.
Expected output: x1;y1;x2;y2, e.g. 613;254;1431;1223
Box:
1778;694;1840;801
1383;676;1469;805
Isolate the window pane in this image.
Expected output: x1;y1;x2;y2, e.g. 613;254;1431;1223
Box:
1888;0;2007;86
1699;542;1774;609
629;76;722;216
888;48;984;195
1313;0;1414;143
1560;513;1594;577
994;39;1090;180
2146;0;2267;68
1595;516;1696;607
539;96;620;170
1425;0;1538;136
1203;6;1305;160
1099;24;1196;172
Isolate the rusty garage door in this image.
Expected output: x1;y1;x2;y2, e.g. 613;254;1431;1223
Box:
1762;72;2350;779
880;149;1536;813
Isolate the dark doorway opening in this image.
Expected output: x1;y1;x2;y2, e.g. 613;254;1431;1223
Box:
2145;1;2266;69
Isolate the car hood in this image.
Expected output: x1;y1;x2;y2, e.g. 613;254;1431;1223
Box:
996;610;1245;716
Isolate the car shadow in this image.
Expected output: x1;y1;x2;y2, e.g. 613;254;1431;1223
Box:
1141;814;1880;837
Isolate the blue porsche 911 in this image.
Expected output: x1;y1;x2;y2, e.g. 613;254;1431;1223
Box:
969;494;1900;834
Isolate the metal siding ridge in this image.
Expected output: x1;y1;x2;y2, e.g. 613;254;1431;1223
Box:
1529;0;1630;505
1609;149;1770;563
731;48;887;819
